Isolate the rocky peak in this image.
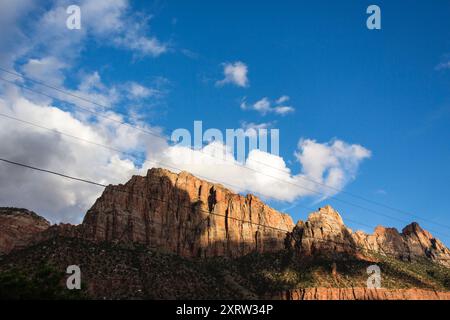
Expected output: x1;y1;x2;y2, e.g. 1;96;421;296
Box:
0;207;51;255
307;205;345;226
81;167;295;258
1;172;449;269
402;222;432;239
286;205;450;267
373;225;400;237
286;206;357;257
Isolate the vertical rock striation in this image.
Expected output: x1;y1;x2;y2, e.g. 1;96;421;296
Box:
0;208;50;255
286;205;450;267
81;168;294;258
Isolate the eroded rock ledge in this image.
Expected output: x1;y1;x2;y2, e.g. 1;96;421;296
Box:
0;207;50;254
285;206;450;267
268;287;450;300
80;168;294;258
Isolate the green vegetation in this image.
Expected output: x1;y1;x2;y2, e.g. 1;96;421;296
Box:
0;263;86;300
0;237;449;299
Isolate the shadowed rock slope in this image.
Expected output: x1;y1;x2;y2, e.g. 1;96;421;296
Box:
0;208;50;255
1;168;450;299
285;205;450;267
80;168;294;258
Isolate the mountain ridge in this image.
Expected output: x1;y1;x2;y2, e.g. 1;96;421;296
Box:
1;168;450;300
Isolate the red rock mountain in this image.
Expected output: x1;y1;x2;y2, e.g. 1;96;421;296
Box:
285;205;450;267
1;169;450;300
0;208;50;255
268;288;450;300
1;168;450;267
81;168;294;258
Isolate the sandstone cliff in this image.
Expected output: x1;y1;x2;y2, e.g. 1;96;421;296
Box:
81;168;294;258
2;169;449;267
1;169;450;300
286;205;450;267
268;287;450;300
0;208;50;255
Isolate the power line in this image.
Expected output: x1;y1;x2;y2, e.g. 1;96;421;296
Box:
1;66;443;229
0;157;289;234
0;158;106;187
0;109;417;233
0;111;375;232
2;156;450;263
0;68;449;231
0;112;139;159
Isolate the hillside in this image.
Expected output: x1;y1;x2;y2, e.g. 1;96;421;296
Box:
0;168;449;300
1;236;449;299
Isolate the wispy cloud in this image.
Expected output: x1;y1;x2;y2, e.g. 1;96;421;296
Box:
435;61;450;70
241;96;295;116
216;61;249;87
240;121;275;131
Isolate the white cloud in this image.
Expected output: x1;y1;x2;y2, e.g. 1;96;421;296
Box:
273;105;295;115
22;57;68;86
0;0;371;225
216;61;249;87
295;139;371;199
0;86;370;222
240;121;275;138
241;96;295;116
276;95;290;104
82;0;167;57
240;121;275;131
0;90;165;224
436;61;450;70
0;0;35;69
113;31;167;58
252;97;271;113
125;82;158;100
81;0;128;36
146;138;371;203
64;71;120;110
1;0;167;69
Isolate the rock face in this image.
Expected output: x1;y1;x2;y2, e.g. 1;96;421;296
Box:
0;208;50;255
268;288;450;300
286;206;450;267
81;168;294;258
285;205;358;258
1;168;449;267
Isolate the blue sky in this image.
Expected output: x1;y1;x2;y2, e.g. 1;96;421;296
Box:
1;0;450;244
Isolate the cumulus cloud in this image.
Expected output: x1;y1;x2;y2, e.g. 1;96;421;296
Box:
0;0;169;111
0;0;371;225
0;88;166;224
21;57;68;86
295;139;371;199
80;0;168;57
146;137;370;203
241;96;295;115
0;0;35;69
0;0;167;70
216;61;249;87
0;82;371;223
